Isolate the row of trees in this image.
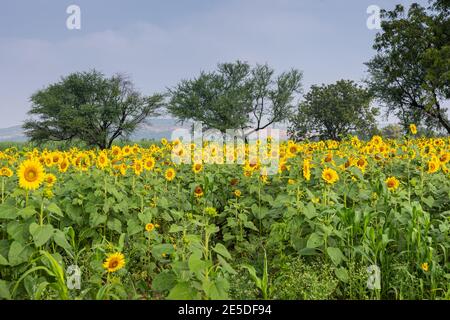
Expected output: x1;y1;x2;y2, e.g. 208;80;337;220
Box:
24;0;449;148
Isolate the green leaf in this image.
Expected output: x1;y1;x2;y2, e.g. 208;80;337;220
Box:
152;271;177;291
306;232;323;248
241;264;262;289
213;243;231;260
118;233;126;252
188;251;209;273
0;253;8;266
243;221;259;231
29;223;54;247
167;282;198;300
126;219;142;236
168;224;184;233
326;247;346;266
0;280;11;299
0;205;17;220
304;202;317;219
158;197;169;209
202;277;229;300
47;203;63;217
53;229;72;253
298;247;318;256
7;221;28;243
137;207;154;224
8;241;33;266
335;267;349;283
217;255;236;274
422;196;434;208
107;218;122;233
89;210;106;228
17;206;36;219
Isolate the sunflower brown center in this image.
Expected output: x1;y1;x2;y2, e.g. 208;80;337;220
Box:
25;169;38;182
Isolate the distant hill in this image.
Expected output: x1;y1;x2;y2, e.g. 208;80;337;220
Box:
0;119;288;142
0;125;28;142
0;119;189;142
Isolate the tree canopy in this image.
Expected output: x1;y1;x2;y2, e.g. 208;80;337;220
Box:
365;1;450;134
24;70;164;149
168;61;302;137
288;80;378;141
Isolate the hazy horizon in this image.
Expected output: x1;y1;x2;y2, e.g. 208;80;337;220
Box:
0;0;429;129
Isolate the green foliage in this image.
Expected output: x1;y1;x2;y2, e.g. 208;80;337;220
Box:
272;258;338;300
289;80;378;141
168;61;302;136
365;2;450;134
23;70;165;149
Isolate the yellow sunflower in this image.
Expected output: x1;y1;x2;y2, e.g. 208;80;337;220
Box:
133;159;144;176
59;158;70;173
427;159;440;174
410;124;417;135
303;158;311;181
18;159;45;191
322;168;339;184
44;173;57;187
103;252;126;273
0;167;13;177
194;185;204;198
164;168;176;181
97;152;109;170
192;163;203;174
385;176;400;191
145;223;155;232
143;157;156;171
421;262;429;272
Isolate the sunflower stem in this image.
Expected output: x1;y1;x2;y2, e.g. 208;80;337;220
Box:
1;177;4;204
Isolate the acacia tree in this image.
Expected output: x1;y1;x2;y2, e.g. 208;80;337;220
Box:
248;64;303;136
168;61;253;133
24;70;164;149
168;61;302;138
365;1;450;134
288;80;378;141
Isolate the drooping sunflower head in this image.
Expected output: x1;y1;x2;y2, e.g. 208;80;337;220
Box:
303;158;311;181
103;252;126;273
194;185;204;198
427;159;440;174
59;158;70;173
164;168;176;181
439;152;450;164
421;262;429;272
133;159;144;176
322;167;339;184
18;159;45;191
0;167;13;178
385;176;400;191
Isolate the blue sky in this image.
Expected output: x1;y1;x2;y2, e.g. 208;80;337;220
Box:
0;0;429;128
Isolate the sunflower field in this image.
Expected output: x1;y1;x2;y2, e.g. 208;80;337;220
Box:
0;134;449;300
